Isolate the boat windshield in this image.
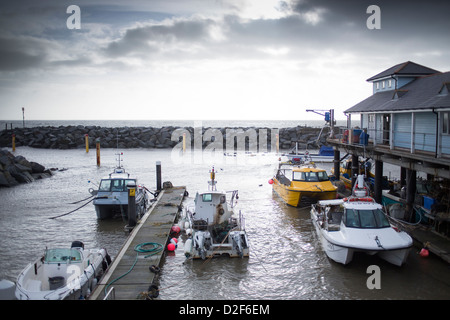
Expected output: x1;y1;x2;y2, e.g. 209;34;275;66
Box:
99;179;136;192
293;171;329;182
44;248;82;263
343;208;391;229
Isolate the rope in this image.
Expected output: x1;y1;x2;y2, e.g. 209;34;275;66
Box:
69;195;94;204
104;242;163;296
48;197;105;219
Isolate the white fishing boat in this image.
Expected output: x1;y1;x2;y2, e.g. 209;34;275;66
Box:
89;152;153;220
181;167;249;260
15;241;111;300
311;175;413;266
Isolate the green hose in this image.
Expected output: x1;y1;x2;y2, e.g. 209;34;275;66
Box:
104;242;164;297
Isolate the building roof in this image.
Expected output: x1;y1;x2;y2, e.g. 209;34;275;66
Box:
345;71;450;114
366;61;441;82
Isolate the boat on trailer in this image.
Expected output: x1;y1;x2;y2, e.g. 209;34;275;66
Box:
181;167;249;260
15;241;111;300
311;175;413;266
89;152;154;220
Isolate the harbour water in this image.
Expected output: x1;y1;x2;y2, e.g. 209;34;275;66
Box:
1;146;449;300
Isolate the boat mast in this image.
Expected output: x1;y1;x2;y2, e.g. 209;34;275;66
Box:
209;167;217;191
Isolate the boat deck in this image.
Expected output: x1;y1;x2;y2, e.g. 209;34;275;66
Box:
89;186;186;300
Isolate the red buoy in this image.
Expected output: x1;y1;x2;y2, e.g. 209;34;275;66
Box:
419;248;429;257
167;243;176;251
170;225;181;236
268;179;273;184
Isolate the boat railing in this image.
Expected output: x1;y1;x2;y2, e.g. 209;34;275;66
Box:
103;286;116;300
239;210;245;231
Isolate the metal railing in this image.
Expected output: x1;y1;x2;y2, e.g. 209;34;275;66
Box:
104;286;115;300
335;127;449;155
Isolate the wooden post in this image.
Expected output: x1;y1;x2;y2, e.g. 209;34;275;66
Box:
351;154;359;188
374;160;383;203
406;169;417;222
127;181;137;229
333;149;340;180
276;133;279;154
12;134;15;152
85;134;89;153
156;161;161;191
96;138;100;167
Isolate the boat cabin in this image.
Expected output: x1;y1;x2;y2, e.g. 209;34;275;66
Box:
98;177;137;192
193;191;231;226
276;166;331;186
343;204;391;229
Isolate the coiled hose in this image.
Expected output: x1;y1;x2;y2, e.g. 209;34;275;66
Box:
104;242;163;296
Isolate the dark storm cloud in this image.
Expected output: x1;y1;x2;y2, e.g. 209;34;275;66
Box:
104;17;217;57
1;0;449;72
292;0;450;36
0;37;48;71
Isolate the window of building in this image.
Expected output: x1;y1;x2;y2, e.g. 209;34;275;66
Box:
376;82;380;90
387;79;392;87
382;81;385;89
443;112;450;135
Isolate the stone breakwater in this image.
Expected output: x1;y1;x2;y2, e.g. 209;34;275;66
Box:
0;148;54;188
0;125;328;151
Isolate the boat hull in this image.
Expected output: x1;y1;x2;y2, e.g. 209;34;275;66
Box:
286;154;334;163
185;229;249;259
272;179;337;207
311;209;411;266
94;191;148;220
15;247;110;300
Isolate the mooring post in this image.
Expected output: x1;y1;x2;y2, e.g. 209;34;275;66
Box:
85;134;89;153
333;149;340;180
96;138;101;167
406;169;417;222
156;161;162;191
12;134;16;152
351;154;359;188
374;160;383;204
127;181;137;229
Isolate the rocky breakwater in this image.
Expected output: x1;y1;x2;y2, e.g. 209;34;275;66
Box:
0;148;53;188
0;125;328;151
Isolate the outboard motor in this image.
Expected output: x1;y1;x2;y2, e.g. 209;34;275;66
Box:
231;233;243;258
71;241;84;250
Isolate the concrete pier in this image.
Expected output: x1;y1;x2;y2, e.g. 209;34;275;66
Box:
89;186;186;300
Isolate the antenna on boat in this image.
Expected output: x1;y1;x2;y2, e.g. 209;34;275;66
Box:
209;166;217;191
115;152;123;168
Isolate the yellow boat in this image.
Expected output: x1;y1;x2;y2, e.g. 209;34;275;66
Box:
271;163;337;207
330;159;389;190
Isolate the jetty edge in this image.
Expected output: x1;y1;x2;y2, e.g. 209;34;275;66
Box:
89;185;186;300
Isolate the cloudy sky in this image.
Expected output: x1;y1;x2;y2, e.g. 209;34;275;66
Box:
1;0;449;121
